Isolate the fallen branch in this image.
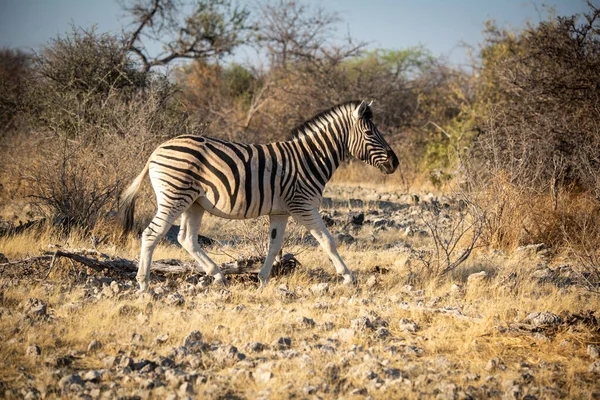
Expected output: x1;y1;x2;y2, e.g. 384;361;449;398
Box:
0;249;298;278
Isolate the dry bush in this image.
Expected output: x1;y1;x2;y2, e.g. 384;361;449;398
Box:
0;48;30;131
413;200;485;277
473;5;600;195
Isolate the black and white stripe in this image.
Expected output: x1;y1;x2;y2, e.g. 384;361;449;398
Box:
121;100;399;290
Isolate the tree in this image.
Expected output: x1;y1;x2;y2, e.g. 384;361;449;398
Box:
124;0;253;71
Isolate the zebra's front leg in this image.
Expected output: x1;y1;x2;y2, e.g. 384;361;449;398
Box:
258;214;289;288
294;208;355;285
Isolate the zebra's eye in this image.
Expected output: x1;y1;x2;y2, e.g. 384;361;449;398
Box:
365;130;374;136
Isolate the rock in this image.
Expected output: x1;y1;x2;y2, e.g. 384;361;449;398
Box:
524;312;561;327
467;271;488;286
589;360;600;373
349;212;365;226
273;337;292;350
58;374;83;390
24;298;47;319
366;275;377;288
296;316;315;328
26;344;41;358
131;332;144;345
119;356;134;369
485;358;504;372
350;388;368;396
334;328;355;342
101;285;114;298
254;364;274;384
0;253;8;263
398;318;419;333
166;292;185;306
302;385;318;395
350;317;373;331
374;327;390;339
246;342;265;352
533;333;550;342
588;344;600;359
102;356;119;367
400;284;413;294
110;280;120;294
310;283;329;295
532;267;553;279
450;284;463;294
87;339;102;352
82;370;101;382
516;243;547;257
154;334;169;345
337;233;355;245
183;330;203;347
213;345;245;363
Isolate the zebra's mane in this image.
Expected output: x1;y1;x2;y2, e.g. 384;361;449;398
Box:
290;100;372;140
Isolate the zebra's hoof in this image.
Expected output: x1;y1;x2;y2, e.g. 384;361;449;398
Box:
213;275;228;286
258;274;269;288
137;280;149;292
342;274;356;286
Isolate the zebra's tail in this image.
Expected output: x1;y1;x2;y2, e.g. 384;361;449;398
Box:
119;161;149;235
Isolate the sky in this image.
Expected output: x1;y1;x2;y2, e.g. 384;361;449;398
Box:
0;0;593;67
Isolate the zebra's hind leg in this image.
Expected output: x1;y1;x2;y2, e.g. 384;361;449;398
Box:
138;204;186;292
293;208;355;285
258;214;289;288
178;203;227;286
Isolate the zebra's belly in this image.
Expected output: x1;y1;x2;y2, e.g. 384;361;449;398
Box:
196;196;288;220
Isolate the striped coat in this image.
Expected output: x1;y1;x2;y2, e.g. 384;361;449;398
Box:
121;100;398;291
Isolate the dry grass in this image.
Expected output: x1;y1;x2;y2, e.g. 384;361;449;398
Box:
1;227;600;398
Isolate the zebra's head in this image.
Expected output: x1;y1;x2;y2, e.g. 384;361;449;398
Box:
348;101;399;174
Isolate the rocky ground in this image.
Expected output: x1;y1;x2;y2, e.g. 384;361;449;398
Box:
1;184;600;399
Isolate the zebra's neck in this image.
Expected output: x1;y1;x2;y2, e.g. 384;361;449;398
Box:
288;111;351;185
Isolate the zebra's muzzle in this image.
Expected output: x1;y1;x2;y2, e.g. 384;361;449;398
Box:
379;149;399;174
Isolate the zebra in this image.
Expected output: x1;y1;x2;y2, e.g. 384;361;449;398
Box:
120;100;399;291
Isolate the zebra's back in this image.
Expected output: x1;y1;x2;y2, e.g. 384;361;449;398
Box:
147;135;295;219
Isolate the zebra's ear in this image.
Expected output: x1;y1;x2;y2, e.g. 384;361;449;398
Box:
353;100;368;120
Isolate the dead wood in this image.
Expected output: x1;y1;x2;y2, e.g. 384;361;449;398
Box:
0;249;298;278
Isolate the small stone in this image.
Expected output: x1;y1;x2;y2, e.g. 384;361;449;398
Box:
467;271;488;285
110;281;120;294
485;358;499;372
532;267;552;279
590;360;600;373
398;318;419;332
450;284;462;294
273;337;291;350
82;370;101;382
101;285;114;298
131;332;144;345
310;283;329;296
24;298;47;318
366;275;377;288
246;342;265;352
350;317;373;331
533;333;550;342
26;344;41;358
102;356;118;367
524;312;561;327
213;325;229;335
183;330;203;347
588;344;600;359
154;334;169;345
334;328;355;342
296;316;315;328
137;312;149;325
119;356;134;369
166;293;185;306
375;327;390;339
254;370;273;383
58;374;83;390
400;285;413;294
213;344;245;363
87;340;102;352
350;388;368;396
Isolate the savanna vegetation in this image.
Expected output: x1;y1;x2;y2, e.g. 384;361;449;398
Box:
1;1;600;399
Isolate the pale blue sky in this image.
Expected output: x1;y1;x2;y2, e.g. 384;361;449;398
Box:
0;0;592;67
